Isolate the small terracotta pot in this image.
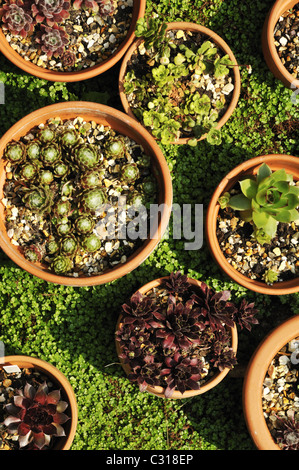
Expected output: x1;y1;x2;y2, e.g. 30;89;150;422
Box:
243;315;299;450
0;101;173;286
119;22;241;145
205;154;299;295
262;0;299;89
0;355;78;450
0;0;145;82
115;276;238;399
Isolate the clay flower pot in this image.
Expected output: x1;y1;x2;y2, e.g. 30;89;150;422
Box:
0;0;145;82
119;22;241;145
0;101;172;286
243;315;299;450
115;276;238;399
262;0;299;89
0;355;78;450
205;154;299;295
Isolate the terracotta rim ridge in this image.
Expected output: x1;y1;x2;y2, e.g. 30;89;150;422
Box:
0;355;78;450
205;154;299;295
0;101;173;286
115;276;238;399
243;315;299;450
119;22;241;144
262;0;299;88
0;0;146;82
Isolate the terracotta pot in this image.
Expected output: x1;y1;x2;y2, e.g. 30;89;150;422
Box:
243;315;299;450
0;101;173;286
119;22;241;145
205;154;299;295
115;276;238;399
0;1;145;82
0;355;78;450
262;0;299;89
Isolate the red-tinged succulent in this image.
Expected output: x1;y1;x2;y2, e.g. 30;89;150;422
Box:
23;243;45;263
191;282;238;332
3;381;70;450
150;295;203;351
161;352;203;398
163;271;190;296
128;355;163;392
61;49;76;68
275;410;299;450
36;23;69;58
233;298;259;331
31;0;70;27
0;0;34;38
116;272;259;398
73;0;99;12
98;0;116;17
210;330;237;371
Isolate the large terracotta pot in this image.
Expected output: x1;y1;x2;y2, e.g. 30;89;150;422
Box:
0;101;173;286
119;22;241;145
0;355;78;450
242;315;299;450
115;276;238;399
262;0;299;89
0;0;146;82
205;154;299;295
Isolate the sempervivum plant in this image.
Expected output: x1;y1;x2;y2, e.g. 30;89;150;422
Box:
2;381;70;450
0;0;34;38
2;117;158;277
31;0;70;27
116;272;259;398
219;163;299;245
36;23;69;58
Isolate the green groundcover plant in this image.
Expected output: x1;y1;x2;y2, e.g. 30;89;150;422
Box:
0;0;298;452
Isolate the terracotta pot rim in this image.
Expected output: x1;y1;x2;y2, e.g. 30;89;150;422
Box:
0;101;173;286
0;355;78;450
242;315;299;450
205;154;299;295
115;276;238;399
0;0;146;82
119;21;241;144
262;0;299;88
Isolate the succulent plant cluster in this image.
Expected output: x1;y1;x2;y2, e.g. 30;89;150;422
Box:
219;163;299;245
2;380;69;450
116;272;259;398
0;0;116;58
275;410;299;451
123;16;236;146
3;118;157;276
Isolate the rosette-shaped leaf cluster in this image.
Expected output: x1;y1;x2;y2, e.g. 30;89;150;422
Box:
31;0;70;27
275;410;299;450
150;295;203;351
36;23;69;58
21;185;53;214
73;0;99;12
3;381;70;450
4;140;26;165
116;272;259;398
98;0;116;17
0;0;34;38
223;163;299;245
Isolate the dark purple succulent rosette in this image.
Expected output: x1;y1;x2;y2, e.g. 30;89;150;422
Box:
116;272;259;398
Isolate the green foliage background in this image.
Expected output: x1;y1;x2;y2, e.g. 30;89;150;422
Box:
0;0;298;450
